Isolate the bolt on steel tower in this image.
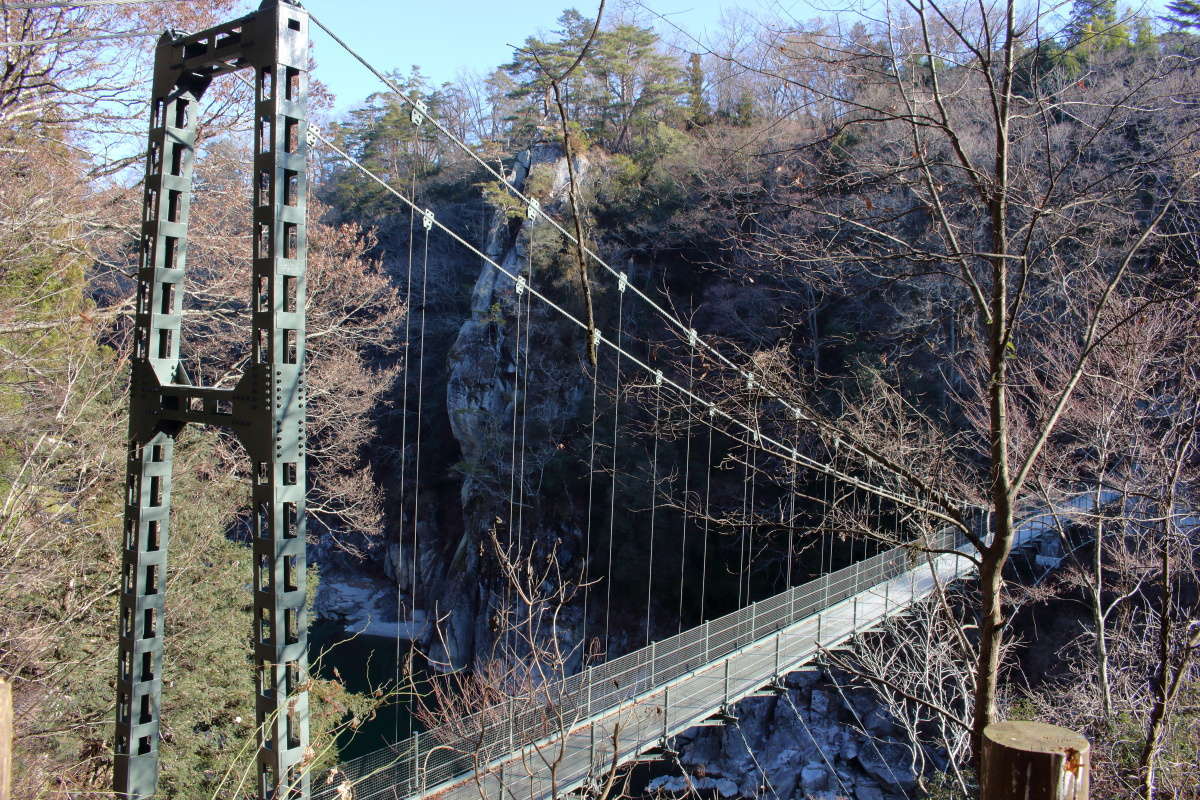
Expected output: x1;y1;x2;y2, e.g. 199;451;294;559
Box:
114;2;312;798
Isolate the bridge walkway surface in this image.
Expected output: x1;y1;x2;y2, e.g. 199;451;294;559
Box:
315;492;1115;800
315;526;975;800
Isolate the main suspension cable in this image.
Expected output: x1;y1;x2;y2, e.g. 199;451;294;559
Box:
306;11;975;514
307;128;959;524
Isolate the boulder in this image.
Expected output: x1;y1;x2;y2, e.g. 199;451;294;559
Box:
801;763;829;794
809;688;831;715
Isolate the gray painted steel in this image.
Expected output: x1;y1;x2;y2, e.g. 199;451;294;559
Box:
313;521;987;800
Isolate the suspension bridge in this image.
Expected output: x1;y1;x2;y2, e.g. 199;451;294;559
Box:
112;4;1085;800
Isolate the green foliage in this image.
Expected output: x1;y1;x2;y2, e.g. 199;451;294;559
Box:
502;10;684;152
324;67;443;220
478;180;527;219
524;162;558;200
1162;0;1200;30
1065;0;1135;51
685;53;710;126
593;122;699;242
924;769;976;799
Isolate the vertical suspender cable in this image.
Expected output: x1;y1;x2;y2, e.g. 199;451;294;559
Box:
409;213;431;663
745;395;759;605
737;432;750;609
505;230;526;658
700;414;715;623
677;337;695;631
395;175;417;739
515;244;534;577
786;419;800;589
645;372;663;647
582;324;600;660
603;285;624;658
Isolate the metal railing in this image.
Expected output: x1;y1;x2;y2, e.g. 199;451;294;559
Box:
312;522;977;800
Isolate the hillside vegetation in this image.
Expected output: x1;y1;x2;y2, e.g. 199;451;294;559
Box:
0;0;1196;798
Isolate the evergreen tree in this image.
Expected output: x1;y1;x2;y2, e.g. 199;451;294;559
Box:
326;68;443;218
1162;0;1200;30
686;52;710;126
1065;0;1131;49
589;23;683;150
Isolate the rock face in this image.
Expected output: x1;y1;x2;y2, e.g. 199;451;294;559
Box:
667;668;919;800
424;143;593;670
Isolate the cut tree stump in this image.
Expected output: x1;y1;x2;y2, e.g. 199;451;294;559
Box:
981;720;1089;800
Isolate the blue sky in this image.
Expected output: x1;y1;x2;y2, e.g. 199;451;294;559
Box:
297;0;1171;115
300;0;788;113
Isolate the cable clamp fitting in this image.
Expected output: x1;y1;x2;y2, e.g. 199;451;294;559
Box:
526;197;540;222
655;370;664;387
746;372;755;391
411;99;428;126
305;124;319;148
515;275;526;296
708;403;717;418
591;327;602;347
752;429;760;444
792;406;804;421
688;328;698;348
422;208;434;231
617;272;628;294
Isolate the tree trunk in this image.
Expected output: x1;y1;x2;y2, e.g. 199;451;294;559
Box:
1091;477;1112;719
1138;500;1173;800
973;534;1009;762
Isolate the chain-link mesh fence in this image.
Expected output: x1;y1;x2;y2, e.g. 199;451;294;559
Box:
311;519;982;800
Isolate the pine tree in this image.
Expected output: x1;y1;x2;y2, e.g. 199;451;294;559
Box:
1065;0;1131;50
1162;0;1200;30
686;53;710;126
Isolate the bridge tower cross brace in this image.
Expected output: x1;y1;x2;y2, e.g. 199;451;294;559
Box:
114;3;312;798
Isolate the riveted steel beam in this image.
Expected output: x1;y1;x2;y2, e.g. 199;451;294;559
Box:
115;3;311;799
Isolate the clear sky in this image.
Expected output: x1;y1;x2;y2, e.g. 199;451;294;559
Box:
298;0;1171;116
300;0;787;114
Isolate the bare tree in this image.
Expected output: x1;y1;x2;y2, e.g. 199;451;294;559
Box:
658;0;1200;767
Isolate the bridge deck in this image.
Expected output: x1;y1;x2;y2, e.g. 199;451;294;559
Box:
317;492;1120;800
316;530;976;800
428;548;968;800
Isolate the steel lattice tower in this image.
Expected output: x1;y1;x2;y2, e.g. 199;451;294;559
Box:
114;2;312;798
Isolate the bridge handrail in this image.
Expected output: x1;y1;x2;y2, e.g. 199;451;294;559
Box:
312;521;976;799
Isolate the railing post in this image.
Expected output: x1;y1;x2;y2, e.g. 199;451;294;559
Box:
650;640;657;688
508;698;515;751
414;730;422;795
723;659;730;705
981;722;1089;800
663;685;670;741
774;631;780;677
817;611;822;645
703;620;710;663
